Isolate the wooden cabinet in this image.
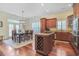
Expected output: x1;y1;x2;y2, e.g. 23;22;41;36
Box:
35;33;54;55
71;3;79;55
40;18;57;32
55;32;73;42
40;18;47;33
73;3;79;17
46;18;57;28
67;15;74;32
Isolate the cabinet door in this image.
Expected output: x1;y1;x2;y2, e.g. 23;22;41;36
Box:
40;18;46;32
73;3;79;17
46;18;57;28
67;15;74;31
40;18;57;32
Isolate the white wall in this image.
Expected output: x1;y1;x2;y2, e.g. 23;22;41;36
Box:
0;11;27;39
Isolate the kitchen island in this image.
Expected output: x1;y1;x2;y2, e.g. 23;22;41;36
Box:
35;32;54;55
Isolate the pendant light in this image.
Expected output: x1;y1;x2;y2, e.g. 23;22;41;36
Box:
18;9;25;33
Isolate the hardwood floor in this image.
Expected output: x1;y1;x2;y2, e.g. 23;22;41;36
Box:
0;40;76;56
49;40;76;56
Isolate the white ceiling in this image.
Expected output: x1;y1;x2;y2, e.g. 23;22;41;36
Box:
0;3;73;17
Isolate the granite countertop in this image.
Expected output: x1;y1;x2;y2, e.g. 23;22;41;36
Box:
35;32;54;36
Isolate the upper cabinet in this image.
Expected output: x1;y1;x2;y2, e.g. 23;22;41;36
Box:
46;18;57;28
73;3;79;17
67;15;74;32
73;3;79;34
40;18;57;33
40;18;47;33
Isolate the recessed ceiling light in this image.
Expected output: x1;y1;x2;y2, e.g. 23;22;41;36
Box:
41;3;44;7
68;4;72;7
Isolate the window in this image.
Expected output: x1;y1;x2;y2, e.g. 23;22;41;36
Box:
73;18;78;34
32;22;40;33
62;20;66;30
57;20;66;31
16;24;19;33
9;24;14;36
8;19;20;37
57;21;62;30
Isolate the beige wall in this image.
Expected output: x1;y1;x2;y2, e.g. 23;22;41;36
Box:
0;11;8;39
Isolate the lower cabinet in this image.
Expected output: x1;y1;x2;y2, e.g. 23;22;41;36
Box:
35;33;54;55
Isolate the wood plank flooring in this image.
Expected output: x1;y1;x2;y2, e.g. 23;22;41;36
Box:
0;40;76;56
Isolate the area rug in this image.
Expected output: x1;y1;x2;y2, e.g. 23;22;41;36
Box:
3;39;33;48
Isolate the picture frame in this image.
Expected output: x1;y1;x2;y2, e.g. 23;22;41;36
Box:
0;21;3;27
